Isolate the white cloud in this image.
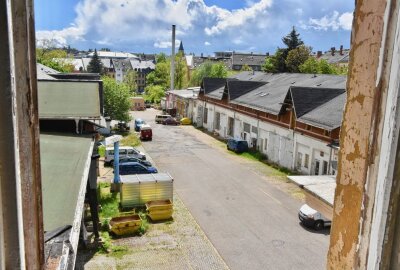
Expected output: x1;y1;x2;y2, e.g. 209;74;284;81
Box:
204;0;272;35
305;11;353;31
154;40;181;49
204;41;211;46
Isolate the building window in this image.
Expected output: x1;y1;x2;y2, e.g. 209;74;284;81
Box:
243;133;247;140
264;138;268;151
320;151;324;157
304;154;309;168
243;122;250;133
203;108;208;124
252;126;258;134
314;160;320;175
323;161;328;175
215;112;221;130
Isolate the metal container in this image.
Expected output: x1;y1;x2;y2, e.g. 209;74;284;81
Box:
120;173;173;208
109;214;142;236
146;199;173;221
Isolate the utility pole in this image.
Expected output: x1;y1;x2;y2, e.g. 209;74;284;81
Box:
170;25;176;91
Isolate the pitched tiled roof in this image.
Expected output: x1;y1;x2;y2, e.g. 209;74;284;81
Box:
289;86;345;118
297;92;346;130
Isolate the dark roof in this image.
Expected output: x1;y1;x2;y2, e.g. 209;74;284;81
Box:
226;80;267;100
297;93;346;130
229;72;346;115
289;86;345;118
202;77;227;95
232;53;267;67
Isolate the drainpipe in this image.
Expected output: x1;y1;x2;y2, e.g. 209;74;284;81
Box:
256;118;260;151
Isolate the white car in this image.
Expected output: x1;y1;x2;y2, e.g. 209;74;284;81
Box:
298;204;331;230
105;146;146;165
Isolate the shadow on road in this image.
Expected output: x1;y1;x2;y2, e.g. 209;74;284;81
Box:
299;222;331;236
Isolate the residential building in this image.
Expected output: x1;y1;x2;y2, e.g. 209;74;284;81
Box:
231;52;267;71
165;87;200;119
315;45;350;66
194;72;346;175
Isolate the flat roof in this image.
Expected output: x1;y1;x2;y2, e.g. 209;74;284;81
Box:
40;133;93;232
287;175;336;206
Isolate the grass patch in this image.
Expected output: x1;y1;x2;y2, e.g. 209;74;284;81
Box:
239;151;265;161
98;145;106;157
120;133;141;147
98;183;119;220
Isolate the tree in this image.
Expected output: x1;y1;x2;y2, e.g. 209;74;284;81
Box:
299;57;348;75
174;52;188;89
156;53;167;63
144;85;165;103
282;26;304;51
262;48;287;73
36;38;74;72
102;76;131;122
123;70;138;94
87;49;103;74
189;61;228;86
240;64;253;71
285;45;312;73
146;61;170;89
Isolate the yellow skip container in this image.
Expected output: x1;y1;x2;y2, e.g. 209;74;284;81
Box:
109;214;142;236
145;199;173;221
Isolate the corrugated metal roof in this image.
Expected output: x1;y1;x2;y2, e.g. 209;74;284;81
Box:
40;133;93;232
37;63;59;80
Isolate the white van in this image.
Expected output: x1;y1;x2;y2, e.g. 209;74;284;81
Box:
105;146;146;165
155;114;171;124
298;204;331;230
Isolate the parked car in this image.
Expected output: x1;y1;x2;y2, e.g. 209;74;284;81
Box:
105;146;146;165
116;121;130;132
298;204;331;230
180;117;191;125
155;114;171;124
227;138;249;153
119;162;158;175
134;118;145;132
163;117;180;125
140;124;152;140
119;156;152;167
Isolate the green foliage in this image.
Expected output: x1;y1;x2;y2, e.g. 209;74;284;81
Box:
123;70;138;94
299;58;348;75
102;76;132;122
146;61;170;89
87;49;104;74
174;52;188;89
98;145;106;157
282;26;304;51
36;47;74;72
144;85;165;103
156;53;167;63
240;64;253;71
120;133;141;147
98;185;120;220
189;61;228;86
285;45;312;73
262;49;287;73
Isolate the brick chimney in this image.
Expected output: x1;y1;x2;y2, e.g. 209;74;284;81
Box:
331;47;335;56
317;51;322;58
340;45;344;55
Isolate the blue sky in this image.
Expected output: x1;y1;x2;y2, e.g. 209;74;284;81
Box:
35;0;354;55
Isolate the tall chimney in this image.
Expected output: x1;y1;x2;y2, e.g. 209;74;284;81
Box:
317;51;322;58
340;45;343;55
170;25;176;90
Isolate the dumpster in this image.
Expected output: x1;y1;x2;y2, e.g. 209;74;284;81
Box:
146;199;173;221
120;173;173;208
109;214;142;236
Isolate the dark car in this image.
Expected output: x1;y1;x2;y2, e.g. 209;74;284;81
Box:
119;162;158;175
119;156;152;167
162;117;180;125
134;118;145;131
227;138;249;153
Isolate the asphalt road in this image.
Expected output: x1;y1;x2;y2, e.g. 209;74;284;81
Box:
133;109;330;270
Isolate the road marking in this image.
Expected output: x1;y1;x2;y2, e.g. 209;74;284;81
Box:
259;188;282;205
